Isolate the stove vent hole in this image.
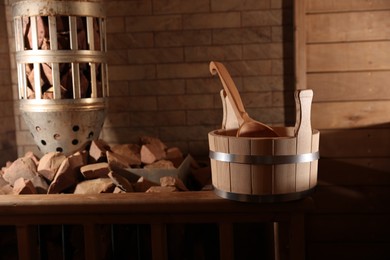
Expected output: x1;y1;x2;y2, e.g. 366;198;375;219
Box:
54;134;60;140
88;131;94;139
41;140;47;145
73;125;80;132
36;126;41;132
56;147;63;152
72;139;79;145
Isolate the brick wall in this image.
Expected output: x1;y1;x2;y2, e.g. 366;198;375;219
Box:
4;0;294;159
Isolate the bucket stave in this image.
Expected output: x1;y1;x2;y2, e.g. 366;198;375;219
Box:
208;127;320;202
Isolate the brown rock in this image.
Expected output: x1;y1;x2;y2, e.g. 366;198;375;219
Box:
140;143;166;164
73;178;115;194
111;144;141;167
133;177;158;192
108;171;134;192
37;152;66;181
80;162;110;179
0;175;12;195
140;136;167;151
13;177;37;194
106;150;130;169
144;160;175;169
165;147;183;167
89;139;110;163
3;157;38;186
146;186;177;193
160;176;188;191
30;175;49;194
47;151;86;194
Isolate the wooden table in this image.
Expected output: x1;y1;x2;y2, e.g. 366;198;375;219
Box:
0;191;314;260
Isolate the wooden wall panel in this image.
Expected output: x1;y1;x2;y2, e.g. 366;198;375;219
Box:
307;42;390;72
296;0;390;259
307;11;390;43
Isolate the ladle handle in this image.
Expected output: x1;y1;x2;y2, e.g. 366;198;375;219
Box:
210;61;246;125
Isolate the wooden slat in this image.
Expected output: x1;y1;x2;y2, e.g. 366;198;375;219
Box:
294;0;307;89
151;224;168;260
16;225;38;260
312;101;390;129
307;0;390;13
308;71;390;102
84;224;98;260
273;138;297;194
251;138;273;195
307;214;390;242
307;11;390;43
307;41;390;72
307;242;390;260
229;137;251;194
219;222;234;260
318;158;390;186
319;129;390;157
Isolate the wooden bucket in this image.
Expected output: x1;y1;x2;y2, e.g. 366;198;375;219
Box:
208;89;320;203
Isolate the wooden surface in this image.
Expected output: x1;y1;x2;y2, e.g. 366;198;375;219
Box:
295;0;390;259
0;191;314;260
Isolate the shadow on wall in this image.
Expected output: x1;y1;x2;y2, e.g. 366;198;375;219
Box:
0;2;17;165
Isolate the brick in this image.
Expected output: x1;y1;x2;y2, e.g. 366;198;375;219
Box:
156;63;209;79
243;43;285;60
105;1;152;16
153;0;210;14
187;110;221;126
211;0;269;11
108;96;157;112
109;65;156;81
106;17;125;33
129;79;185;96
104;112;130;127
242;10;283;27
212;27;271;44
157;94;214;110
186;78;221;94
155;30;211;47
243;76;285;92
107;50;129;65
107;32;154;49
183;12;240;29
225;60;273;76
127;47;184;64
240;91;273;108
126;15;182;32
130;111;186;127
184;45;242;62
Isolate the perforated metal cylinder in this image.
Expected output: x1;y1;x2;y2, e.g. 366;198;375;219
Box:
12;0;108;155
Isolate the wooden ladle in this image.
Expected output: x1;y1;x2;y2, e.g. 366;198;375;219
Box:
210;61;279;138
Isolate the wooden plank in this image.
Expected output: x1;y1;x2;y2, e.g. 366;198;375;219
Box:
312;101;390;129
310;186;390;213
251;138;273;195
307;242;390;260
229;137;251;194
16;225;39;260
318;158;390;186
307;41;390;72
307;11;390;43
294;0;307;89
307;0;390;13
219;222;234;260
84;224;98;260
273;138;297;194
318;129;390;157
151;224;168;260
308;71;390;102
307;214;390;242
